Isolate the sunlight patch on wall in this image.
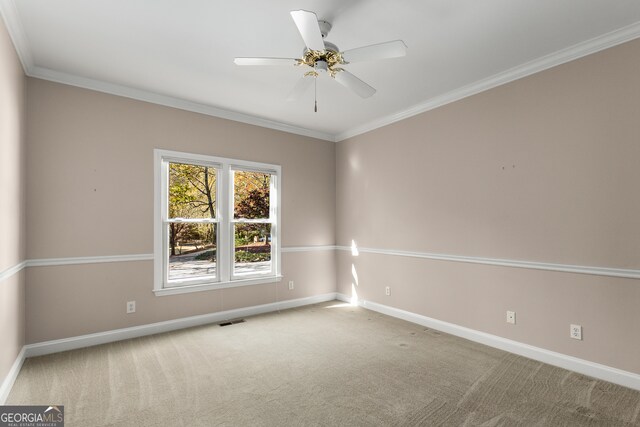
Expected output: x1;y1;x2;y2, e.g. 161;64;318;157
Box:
351;239;359;256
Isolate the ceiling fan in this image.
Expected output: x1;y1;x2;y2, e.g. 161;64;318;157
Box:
234;10;407;110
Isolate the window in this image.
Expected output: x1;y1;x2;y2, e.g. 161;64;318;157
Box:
154;150;281;295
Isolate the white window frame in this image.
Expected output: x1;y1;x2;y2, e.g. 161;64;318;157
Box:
154;149;281;296
229;167;277;280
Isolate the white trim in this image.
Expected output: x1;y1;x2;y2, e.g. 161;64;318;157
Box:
0;0;33;71
336;294;640;391
336;246;640;280
0;261;26;283
153;275;283;296
334;21;640;141
228;168;279;281
0;346;25;404
27;254;153;268
7;294;640;399
154;150;282;293
28;66;335;142
154;149;164;291
24;293;337;358
0;247;333;272
3;2;638;143
219;163;231;282
282;245;336;253
13;245;640;280
273;171;282;277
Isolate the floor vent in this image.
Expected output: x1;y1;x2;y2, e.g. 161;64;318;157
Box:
219;319;246;327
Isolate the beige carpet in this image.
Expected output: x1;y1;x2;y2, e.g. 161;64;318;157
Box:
8;301;640;426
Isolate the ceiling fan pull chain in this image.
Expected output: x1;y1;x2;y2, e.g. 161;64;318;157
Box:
314;75;318;112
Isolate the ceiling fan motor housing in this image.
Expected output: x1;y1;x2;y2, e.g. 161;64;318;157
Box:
318;20;332;38
301;40;343;75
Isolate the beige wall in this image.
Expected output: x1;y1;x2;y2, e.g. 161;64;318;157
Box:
26;252;335;343
0;17;26;382
25;79;336;343
8;20;640;380
336;39;640;374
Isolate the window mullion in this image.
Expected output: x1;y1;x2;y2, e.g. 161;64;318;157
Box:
270;173;278;276
228;168;236;281
218;164;231;283
160;159;169;287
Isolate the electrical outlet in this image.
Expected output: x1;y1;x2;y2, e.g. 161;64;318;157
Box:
126;301;136;314
570;324;582;340
506;311;516;324
288;281;294;290
385;286;390;296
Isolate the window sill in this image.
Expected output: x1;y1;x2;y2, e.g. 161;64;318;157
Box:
153;275;283;296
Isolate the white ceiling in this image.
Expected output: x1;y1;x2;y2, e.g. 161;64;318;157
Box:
3;0;640;141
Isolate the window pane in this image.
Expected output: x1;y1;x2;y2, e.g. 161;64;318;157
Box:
169;162;216;219
234;171;270;219
168;223;217;281
234;223;271;276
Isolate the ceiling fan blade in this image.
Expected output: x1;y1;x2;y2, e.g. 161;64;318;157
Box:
290;10;325;51
287;75;315;101
341;40;407;63
333;69;376;98
234;57;299;66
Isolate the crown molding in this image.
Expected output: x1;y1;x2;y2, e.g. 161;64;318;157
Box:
3;0;640;143
0;0;33;70
334;21;640;142
0;0;334;142
27;66;336;142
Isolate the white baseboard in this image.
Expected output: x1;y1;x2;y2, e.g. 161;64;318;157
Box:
0;346;26;404
8;291;638;403
336;293;640;391
2;293;336;401
24;293;337;358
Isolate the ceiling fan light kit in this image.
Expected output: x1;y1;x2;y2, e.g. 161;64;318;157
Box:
234;9;407;111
